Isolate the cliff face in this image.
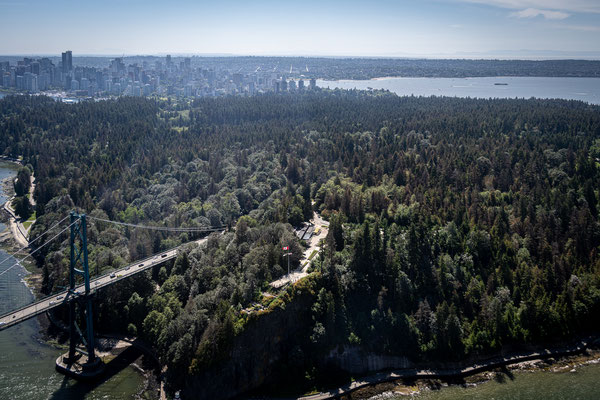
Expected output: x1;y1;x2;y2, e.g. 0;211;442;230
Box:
182;286;316;400
181;278;413;400
326;346;412;375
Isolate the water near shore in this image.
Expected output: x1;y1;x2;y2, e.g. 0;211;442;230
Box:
317;76;600;105
0;162;145;399
407;361;600;400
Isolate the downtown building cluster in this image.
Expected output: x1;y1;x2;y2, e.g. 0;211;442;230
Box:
0;51;318;99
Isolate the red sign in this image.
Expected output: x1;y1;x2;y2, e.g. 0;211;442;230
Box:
282;246;289;251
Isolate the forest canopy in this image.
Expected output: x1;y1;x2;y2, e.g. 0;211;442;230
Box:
1;91;599;396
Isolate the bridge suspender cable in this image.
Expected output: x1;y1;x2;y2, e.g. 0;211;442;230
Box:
86;215;226;232
0;220;77;278
0;214;70;264
1;214;224;279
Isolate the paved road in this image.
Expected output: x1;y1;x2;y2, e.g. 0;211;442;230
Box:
1;172;36;247
3;199;28;247
270;212;328;289
0;236;211;331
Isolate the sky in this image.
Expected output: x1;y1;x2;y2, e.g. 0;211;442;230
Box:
0;0;599;58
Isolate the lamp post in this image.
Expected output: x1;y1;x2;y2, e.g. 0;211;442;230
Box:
282;246;292;275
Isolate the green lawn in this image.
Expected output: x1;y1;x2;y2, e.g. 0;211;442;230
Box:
22;211;36;230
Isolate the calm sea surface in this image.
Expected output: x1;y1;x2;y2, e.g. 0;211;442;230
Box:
317;76;600;104
0;162;144;399
407;362;600;400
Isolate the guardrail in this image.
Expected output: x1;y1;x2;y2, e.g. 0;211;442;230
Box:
0;247;182;331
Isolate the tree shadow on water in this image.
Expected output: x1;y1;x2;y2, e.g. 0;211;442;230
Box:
48;345;143;400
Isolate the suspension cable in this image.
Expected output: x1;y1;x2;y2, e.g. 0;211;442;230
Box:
0;220;77;278
0;214;70;268
87;215;226;232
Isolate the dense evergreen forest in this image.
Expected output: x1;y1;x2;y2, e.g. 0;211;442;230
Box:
1;92;599;397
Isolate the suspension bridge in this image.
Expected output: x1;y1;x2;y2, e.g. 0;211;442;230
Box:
0;211;224;379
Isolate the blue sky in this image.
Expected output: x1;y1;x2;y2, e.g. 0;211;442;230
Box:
0;0;599;57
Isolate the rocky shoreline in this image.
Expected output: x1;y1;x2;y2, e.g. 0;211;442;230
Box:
1;166;160;400
295;339;600;400
354;350;600;399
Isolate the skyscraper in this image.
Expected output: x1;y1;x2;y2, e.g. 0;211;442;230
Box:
61;50;72;73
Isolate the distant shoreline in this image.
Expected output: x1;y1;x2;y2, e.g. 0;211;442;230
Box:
318;75;600;82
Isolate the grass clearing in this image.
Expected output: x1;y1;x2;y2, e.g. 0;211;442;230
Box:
22;211;36;230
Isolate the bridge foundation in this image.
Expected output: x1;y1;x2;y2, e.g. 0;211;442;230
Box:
56;352;105;381
56;212;104;381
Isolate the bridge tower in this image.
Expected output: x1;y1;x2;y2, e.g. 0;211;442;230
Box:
56;211;104;379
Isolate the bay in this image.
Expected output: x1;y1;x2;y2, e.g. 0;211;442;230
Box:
317;76;600;105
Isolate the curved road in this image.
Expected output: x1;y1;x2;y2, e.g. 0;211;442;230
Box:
270;212;328;289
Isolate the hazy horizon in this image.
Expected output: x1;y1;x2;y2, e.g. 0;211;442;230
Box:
1;51;599;61
1;0;598;58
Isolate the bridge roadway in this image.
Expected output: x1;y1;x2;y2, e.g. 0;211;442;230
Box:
0;237;210;331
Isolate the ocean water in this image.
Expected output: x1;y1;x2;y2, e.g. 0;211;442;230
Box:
317;76;600;105
410;362;600;400
0;162;145;399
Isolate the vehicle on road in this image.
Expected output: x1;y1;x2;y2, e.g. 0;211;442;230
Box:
110;273;116;278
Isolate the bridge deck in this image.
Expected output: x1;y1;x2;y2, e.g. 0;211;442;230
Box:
0;238;208;331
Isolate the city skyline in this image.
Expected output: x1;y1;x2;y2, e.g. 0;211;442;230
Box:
0;0;599;59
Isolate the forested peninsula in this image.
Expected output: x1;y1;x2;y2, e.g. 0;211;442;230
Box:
1;91;599;398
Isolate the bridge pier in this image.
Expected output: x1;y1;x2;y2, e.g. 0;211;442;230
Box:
56;352;105;380
55;212;104;381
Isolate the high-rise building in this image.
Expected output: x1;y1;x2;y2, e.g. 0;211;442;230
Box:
62;50;73;73
110;58;125;74
31;62;40;75
39;58;54;71
309;78;316;90
166;55;172;68
80;77;90;91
